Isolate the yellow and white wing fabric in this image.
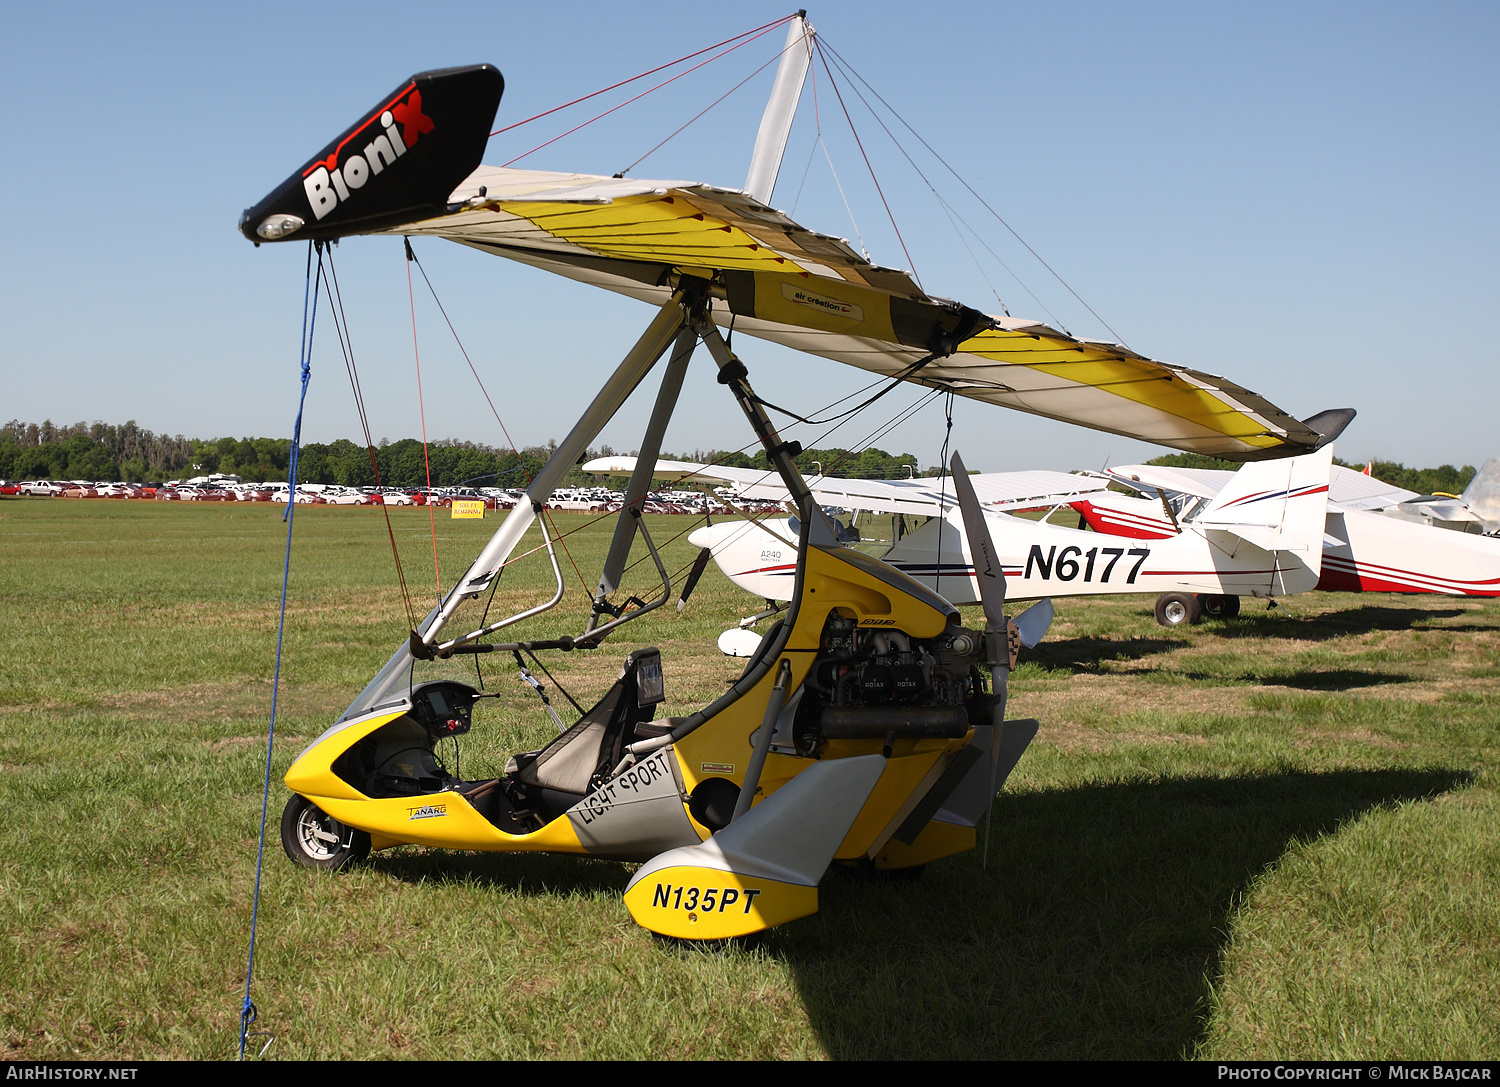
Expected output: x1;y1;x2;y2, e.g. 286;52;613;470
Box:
384;166;1333;460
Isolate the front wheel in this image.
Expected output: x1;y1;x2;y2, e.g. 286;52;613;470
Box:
280;795;370;871
1154;592;1202;628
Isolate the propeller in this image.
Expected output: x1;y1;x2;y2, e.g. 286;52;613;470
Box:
1012;598;1054;650
949;451;1009;865
676;547;714;611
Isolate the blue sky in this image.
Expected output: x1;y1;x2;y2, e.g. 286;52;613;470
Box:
5;1;1496;473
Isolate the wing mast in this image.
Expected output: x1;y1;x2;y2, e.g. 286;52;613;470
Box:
744;11;814;204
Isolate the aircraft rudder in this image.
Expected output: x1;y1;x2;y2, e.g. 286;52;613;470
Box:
1461;457;1500;531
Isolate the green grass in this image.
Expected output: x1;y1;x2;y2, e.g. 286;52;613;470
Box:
1;498;1497;1059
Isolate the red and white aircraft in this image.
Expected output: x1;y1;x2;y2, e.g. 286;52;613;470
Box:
1074;458;1500;600
585;448;1334;627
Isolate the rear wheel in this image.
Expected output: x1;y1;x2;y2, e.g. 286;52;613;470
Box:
1197;593;1241;619
280;795;370;871
1154;592;1202;628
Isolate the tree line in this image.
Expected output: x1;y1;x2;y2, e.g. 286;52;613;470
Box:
7;418;1474;496
0;420;926;489
1145;452;1478;497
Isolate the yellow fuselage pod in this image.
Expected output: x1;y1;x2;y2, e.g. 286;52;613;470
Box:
284;708;589;855
674;543;964;860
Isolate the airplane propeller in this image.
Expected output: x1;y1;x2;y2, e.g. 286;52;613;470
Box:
676;547;714;610
949;451;1010;865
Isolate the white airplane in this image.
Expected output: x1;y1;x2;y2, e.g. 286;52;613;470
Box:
1072;458;1500;602
586;447;1334;629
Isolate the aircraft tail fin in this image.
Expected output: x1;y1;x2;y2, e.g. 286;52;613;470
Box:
239;65;503;245
1461;457;1500;532
1195;446;1333;586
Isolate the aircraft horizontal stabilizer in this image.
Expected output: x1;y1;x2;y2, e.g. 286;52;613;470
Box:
1204;525;1294;553
623;754;885;939
238;65;503;245
1196;447;1333;588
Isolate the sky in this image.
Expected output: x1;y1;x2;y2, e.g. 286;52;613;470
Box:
4;1;1497;475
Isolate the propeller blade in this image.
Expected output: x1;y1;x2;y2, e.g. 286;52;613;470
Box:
1013;598;1055;649
949;452;1007;631
676;547;713;611
950;451;1013;866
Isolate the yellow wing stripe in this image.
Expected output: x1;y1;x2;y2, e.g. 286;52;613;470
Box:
959;329;1280;446
473;189;1290;451
493;194;806;274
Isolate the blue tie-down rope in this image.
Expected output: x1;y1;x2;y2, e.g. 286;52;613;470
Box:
240;241;321;1060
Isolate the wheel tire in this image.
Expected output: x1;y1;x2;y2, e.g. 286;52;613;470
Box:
1197;593;1241;619
1154;592;1202;628
280;795;370;871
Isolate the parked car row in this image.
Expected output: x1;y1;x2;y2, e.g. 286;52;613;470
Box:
0;478;785;513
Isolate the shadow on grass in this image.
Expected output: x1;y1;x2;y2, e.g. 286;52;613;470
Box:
1028;636;1188;672
1215;605;1484;641
1257;669;1412;690
766;766;1471;1060
1108;667;1413;691
370;847;633;898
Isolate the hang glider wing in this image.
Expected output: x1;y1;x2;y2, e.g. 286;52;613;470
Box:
582;456;1110;517
241;66;1353;461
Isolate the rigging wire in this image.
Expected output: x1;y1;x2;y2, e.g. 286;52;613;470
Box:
818;136;871;263
402;240;589;595
820;386;944;479
501;18;792;168
622;381;943;598
787;128;820;217
817;37;1130;348
933;390;957;595
522;646;587;717
389;272;946;622
406;244;532;482
933;193;1010;316
802;47;871;262
750;345;951;429
240;240;320;1061
618;33;799;176
322;249;418;632
619;377;943;585
822;39;1064;325
404;243;442;600
811;45;1018;318
489;14;798;139
811;37;921;289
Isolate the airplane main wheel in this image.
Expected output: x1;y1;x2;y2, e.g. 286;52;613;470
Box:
1154;592;1202;628
1197;593;1241;619
280;795;370;871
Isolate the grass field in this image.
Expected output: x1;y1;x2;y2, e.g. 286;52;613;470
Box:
1;498;1496;1060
